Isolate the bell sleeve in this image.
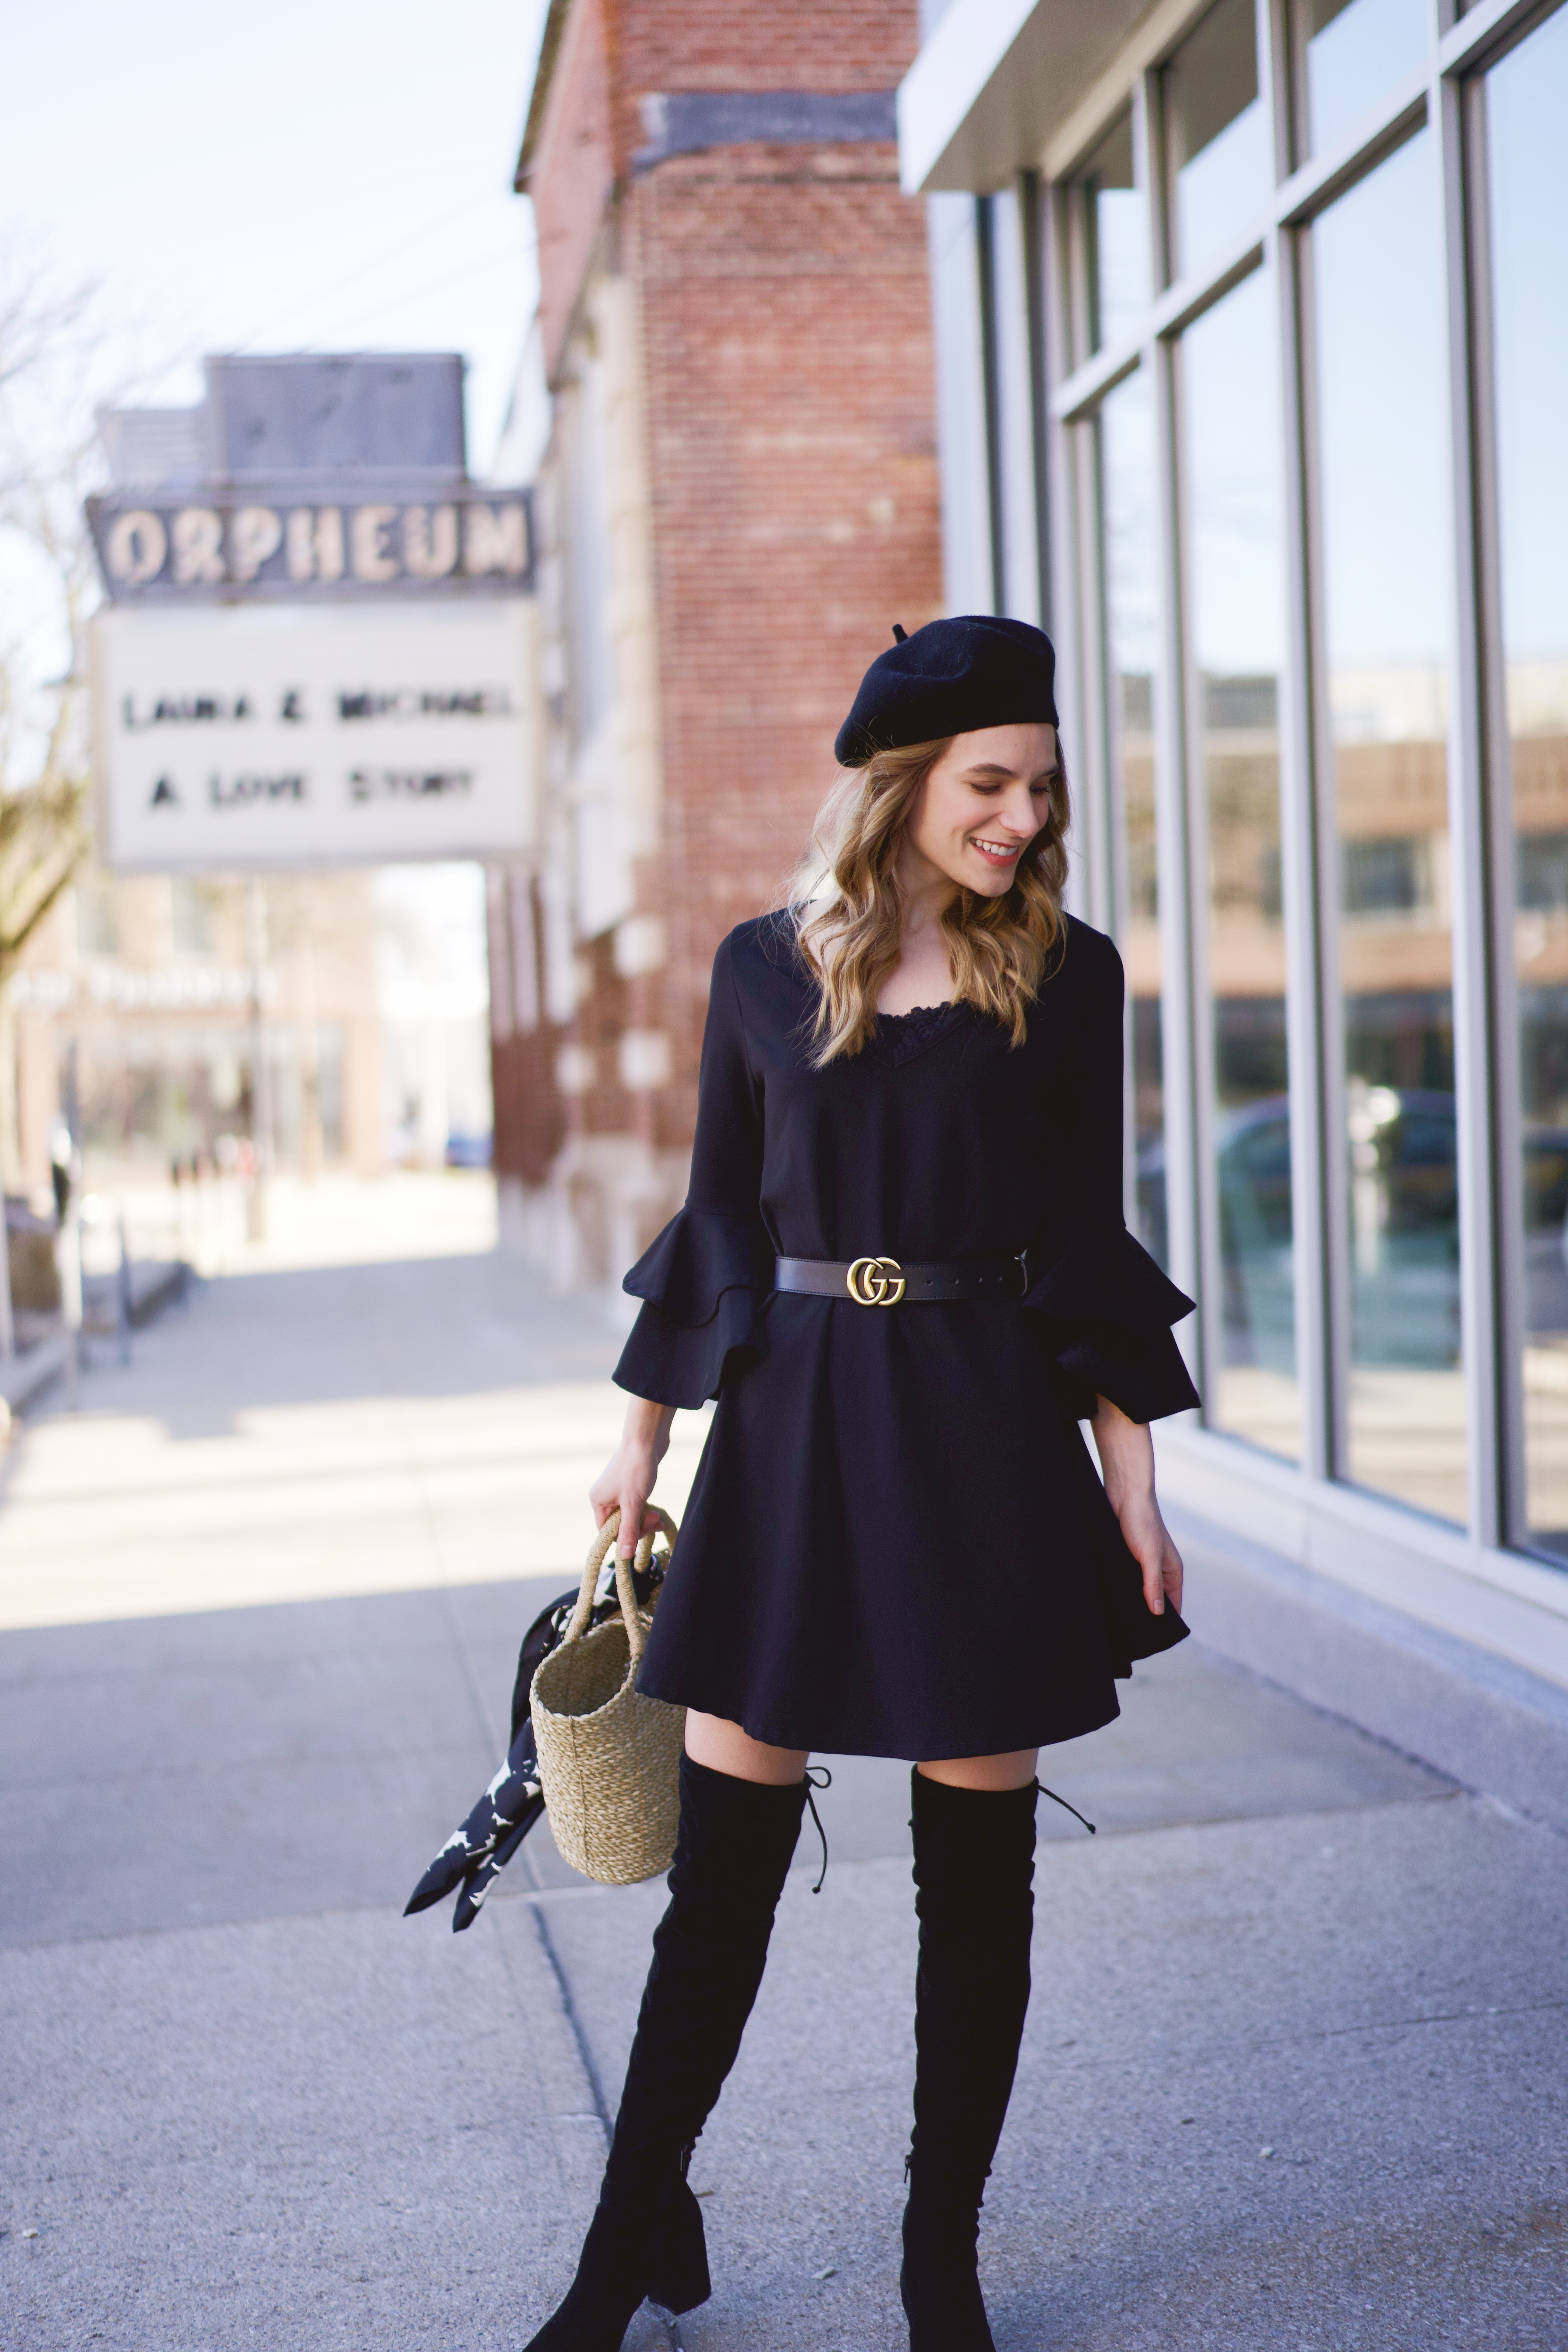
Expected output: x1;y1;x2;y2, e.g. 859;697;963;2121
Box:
1025;930;1200;1424
612;932;773;1408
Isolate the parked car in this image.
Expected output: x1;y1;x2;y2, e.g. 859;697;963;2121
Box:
1136;1092;1568;1366
445;1132;493;1169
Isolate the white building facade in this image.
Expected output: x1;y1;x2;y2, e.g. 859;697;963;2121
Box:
902;0;1568;1821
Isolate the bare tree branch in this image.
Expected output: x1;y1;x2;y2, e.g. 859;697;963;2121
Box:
0;260;100;992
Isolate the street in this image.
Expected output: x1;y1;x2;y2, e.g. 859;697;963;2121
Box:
1;1177;1563;2349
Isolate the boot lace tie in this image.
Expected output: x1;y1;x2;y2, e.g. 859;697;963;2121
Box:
803;1765;832;1893
1034;1777;1096;1835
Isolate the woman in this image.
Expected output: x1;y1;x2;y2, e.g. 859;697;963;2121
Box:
527;615;1198;2352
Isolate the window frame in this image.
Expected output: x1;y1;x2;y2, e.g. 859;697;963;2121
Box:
1039;0;1566;1569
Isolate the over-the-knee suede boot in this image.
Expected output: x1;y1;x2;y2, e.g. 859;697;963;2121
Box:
524;1754;808;2351
900;1770;1037;2352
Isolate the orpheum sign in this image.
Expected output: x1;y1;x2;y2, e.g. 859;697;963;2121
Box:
86;483;532;603
87;357;540;868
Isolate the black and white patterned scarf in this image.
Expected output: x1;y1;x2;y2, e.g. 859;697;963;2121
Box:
404;1555;665;1931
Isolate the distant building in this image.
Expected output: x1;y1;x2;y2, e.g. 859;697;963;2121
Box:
45;355;530;1195
902;0;1568;1826
12;865;385;1187
492;0;942;1290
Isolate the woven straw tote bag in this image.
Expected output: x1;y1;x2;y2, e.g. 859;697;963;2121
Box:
530;1506;686;1885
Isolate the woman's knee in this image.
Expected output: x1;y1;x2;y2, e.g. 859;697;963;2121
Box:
685;1710;810;1785
916;1749;1038;1793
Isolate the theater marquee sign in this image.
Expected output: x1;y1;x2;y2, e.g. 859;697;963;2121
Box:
88;354;540;870
86;484;532;603
93;601;539;870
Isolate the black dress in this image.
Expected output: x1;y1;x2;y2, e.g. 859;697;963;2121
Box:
613;911;1200;1762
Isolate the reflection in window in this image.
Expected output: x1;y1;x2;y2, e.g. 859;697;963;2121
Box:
1096;369;1165;1261
1488;7;1568;1566
1164;0;1271;282
1342;836;1432;921
1181;269;1299;1459
1079;112;1149;357
1517;833;1568;914
1293;0;1428;160
1313;130;1463;1524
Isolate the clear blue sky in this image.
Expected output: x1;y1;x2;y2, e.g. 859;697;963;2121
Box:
1;0;548;471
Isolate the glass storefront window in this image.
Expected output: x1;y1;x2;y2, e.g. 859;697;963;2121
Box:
1293;0;1428;160
1486;7;1568;1564
1079;111;1149;357
1312;129;1465;1524
1096;368;1165;1261
1164;0;1272;283
1181;269;1299;1459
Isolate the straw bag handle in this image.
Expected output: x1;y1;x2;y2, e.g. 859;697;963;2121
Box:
566;1506;679;1666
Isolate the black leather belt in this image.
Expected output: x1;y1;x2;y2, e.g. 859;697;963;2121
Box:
774;1254;1028;1307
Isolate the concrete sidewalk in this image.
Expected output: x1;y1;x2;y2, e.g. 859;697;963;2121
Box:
1;1178;1564;2349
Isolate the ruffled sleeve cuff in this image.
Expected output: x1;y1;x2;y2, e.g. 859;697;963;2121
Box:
613;1207;775;1408
1023;1225;1199;1423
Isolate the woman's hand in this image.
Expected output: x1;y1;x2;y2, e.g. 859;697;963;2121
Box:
1089;1393;1184;1618
590;1397;677;1559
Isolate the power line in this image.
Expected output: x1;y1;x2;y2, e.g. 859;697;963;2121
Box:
285;243;530;345
229;191;524;353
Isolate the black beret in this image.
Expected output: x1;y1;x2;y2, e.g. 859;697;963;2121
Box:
834;614;1059;768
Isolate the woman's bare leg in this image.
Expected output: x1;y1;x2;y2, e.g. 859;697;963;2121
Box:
685;1710;809;1786
916;1748;1037;1792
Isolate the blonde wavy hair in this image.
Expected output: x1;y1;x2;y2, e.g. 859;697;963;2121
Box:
782;735;1071;1067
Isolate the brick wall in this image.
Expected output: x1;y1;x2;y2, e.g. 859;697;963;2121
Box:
608;2;932;168
522;0;942;1265
632;137;940;1151
490;869;567;1186
531;0;616;375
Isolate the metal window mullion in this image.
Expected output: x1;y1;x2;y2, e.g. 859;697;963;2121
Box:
1152;325;1205;1378
1043;178;1096;927
1079;409;1133;1203
1146;54;1173;295
1107;70;1162;1237
1047;35;1458;426
1141;62;1203;1375
1030;0;1549;345
989;185;1041;626
1282;0;1313;167
1272;220;1333;1481
1020;169;1054;635
1129;67;1156;309
1261;0;1334;1459
1169;340;1224;1398
1439;0;1558;79
1293;215;1354;1477
1060;175;1093;375
1093;420;1130;959
1075;423;1116;939
1257;0;1292;184
1436;60;1506;1550
1460;63;1530;1546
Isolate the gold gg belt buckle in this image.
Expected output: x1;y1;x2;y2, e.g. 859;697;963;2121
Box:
846;1254;906;1306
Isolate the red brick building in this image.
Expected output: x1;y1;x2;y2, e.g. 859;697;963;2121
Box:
490;0;941;1290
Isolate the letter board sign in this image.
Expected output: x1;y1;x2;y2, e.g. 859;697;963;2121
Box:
87;484;532;604
93;601;539;870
